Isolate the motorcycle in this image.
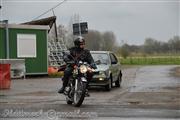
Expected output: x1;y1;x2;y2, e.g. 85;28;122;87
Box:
61;51;95;107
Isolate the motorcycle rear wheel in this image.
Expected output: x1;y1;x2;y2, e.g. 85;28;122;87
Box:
66;100;73;104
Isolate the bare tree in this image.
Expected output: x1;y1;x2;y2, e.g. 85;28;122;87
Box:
84;30;103;50
102;31;116;51
168;36;180;53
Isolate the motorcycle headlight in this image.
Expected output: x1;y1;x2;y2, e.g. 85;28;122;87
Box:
80;65;87;73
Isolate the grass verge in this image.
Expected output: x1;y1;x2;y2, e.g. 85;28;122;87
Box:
119;56;180;65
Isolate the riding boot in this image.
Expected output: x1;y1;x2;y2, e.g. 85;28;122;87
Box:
58;86;65;93
58;77;69;94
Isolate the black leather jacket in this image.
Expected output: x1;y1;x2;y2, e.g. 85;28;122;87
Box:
68;47;97;69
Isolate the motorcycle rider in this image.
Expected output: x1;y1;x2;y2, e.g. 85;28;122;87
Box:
58;36;97;96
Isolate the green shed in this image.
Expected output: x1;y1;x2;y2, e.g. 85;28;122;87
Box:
0;23;49;75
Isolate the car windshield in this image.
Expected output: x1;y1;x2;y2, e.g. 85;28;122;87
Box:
91;53;110;65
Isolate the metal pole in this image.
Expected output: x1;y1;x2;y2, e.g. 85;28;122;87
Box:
52;10;58;42
78;15;81;36
54;21;58;42
4;20;9;59
79;22;81;36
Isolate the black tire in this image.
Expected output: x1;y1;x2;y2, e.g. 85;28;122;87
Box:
105;76;112;91
115;71;122;87
74;81;87;107
66;92;73;105
66;100;73;105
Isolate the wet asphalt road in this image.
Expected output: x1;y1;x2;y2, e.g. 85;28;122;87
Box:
0;65;180;120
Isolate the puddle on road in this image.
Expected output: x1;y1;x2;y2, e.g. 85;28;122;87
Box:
170;66;180;77
15;91;55;96
128;101;141;105
162;86;180;92
119;66;180;108
129;65;180;92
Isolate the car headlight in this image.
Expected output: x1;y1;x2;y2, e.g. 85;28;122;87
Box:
99;71;106;77
80;65;87;73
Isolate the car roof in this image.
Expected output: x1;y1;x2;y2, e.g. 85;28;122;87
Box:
90;51;111;54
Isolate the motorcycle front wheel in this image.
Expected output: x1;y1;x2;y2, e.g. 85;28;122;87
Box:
74;79;87;107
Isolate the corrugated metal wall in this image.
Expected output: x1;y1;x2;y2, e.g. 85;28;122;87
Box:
0;27;48;74
0;28;6;58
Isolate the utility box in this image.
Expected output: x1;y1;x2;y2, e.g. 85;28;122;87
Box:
0;24;49;75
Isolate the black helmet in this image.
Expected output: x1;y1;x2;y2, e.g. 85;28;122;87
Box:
74;36;85;47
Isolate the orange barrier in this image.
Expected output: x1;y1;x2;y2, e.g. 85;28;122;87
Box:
0;64;11;89
48;66;58;75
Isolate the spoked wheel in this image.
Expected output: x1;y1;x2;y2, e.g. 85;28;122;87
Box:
65;87;73;105
74;80;87;107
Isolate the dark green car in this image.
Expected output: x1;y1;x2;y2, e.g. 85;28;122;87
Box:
90;51;122;91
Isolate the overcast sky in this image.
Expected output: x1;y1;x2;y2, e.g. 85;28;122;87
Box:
1;0;179;45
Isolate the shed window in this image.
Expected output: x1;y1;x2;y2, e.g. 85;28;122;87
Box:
17;34;36;58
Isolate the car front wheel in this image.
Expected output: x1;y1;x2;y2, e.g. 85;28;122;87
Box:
105;77;112;91
115;71;122;87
